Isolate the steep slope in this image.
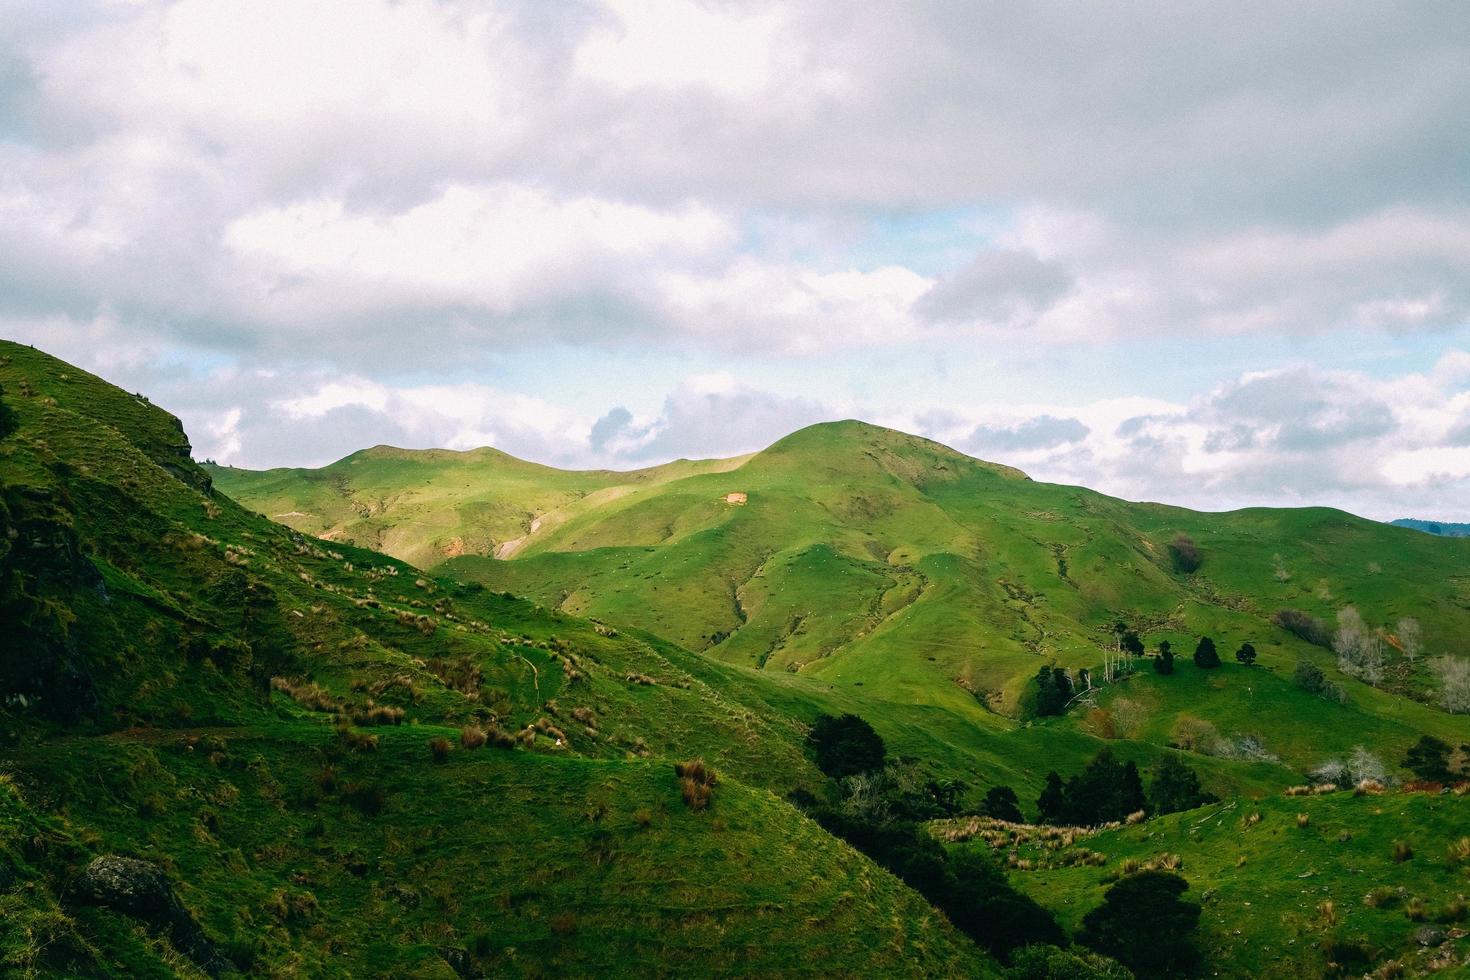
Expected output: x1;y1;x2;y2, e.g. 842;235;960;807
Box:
0;340;993;977
218;418;1470;788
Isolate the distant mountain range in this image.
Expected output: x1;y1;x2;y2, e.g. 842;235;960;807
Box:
1390;518;1470;537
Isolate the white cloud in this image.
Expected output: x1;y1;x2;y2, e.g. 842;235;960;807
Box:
2;1;1469;520
574;0;787;97
225;183;733;317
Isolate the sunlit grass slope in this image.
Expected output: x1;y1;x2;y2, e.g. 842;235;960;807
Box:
964;790;1470;977
218;415;1470;797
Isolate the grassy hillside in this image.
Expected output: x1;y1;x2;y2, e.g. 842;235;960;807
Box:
0;340;992;977
945;788;1470;976
11;337;1470;977
217;418;1470;795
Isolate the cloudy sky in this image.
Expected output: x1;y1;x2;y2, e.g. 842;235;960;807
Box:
4;1;1470;519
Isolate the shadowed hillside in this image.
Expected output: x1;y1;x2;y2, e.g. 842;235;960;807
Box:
0;340;992;977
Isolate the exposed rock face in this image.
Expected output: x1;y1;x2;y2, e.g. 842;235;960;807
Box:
71;855;226;976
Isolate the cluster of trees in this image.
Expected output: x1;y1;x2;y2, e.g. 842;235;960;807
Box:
1287;608;1470;713
803;714;1062;959
1034;629;1262;718
1333;607;1388;686
1032;666;1076;717
1432;656;1470;714
1034;749;1214;827
805;715;1201;972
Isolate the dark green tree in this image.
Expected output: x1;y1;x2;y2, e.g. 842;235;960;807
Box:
1154;640;1174;675
1121;631;1145;659
1234;642;1257;666
1121;761;1147;817
1063;749;1140;826
980;785;1024;823
1033;665;1073;717
1403;735;1453;783
1079;871;1200;975
1036;771;1067;825
1149;754;1215;815
808;713;886;778
1193;636;1220;669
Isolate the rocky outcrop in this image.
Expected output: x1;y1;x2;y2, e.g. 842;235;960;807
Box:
70;855;226;976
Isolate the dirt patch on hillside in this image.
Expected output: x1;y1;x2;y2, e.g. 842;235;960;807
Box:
440;537;466;559
724;492;748;505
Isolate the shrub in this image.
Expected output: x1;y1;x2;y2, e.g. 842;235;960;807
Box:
1436;895;1467;923
1078;871;1199;975
341;783;386;816
1275;609;1332;647
808;713;886;778
428;737;452;762
1004;943;1132;979
1404;896;1427;921
1363;886;1398;909
1293;660;1326;694
1297;812;1310;828
632;807;653;828
1168;534;1201;573
459;725;487;749
1393;841;1413;863
1446;836;1470;866
674;758;717;811
1192;636;1220;669
339;728;378;753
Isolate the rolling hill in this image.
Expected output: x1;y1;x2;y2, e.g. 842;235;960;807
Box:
0;340;992;977
9;338;1470;977
214;418;1470;790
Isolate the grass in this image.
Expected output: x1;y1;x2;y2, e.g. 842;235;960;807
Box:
0;340;993;976
963;790;1470;977
8;337;1470;977
216;416;1470;798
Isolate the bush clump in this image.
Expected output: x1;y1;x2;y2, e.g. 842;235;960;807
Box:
1274;609;1332;647
674;758;717;811
1168;533;1201;573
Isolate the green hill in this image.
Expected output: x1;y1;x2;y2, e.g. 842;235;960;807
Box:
0;340;992;977
10;338;1470;978
215;418;1470;792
